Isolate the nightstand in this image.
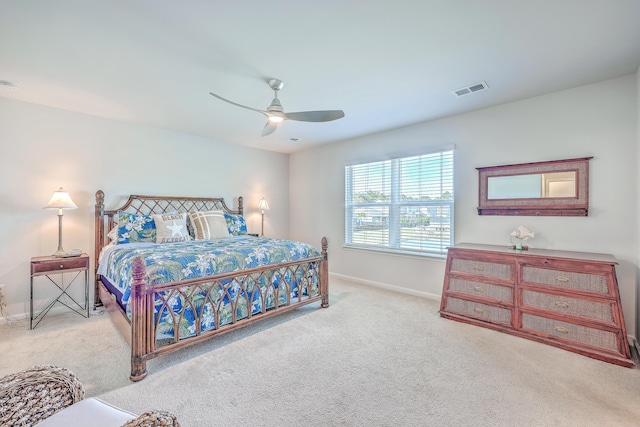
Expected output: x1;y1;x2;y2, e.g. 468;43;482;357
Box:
30;254;90;329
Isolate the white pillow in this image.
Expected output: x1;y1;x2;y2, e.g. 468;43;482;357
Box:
188;210;230;240
107;226;118;242
36;397;136;427
154;212;191;243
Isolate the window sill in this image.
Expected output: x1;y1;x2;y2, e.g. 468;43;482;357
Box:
342;244;447;261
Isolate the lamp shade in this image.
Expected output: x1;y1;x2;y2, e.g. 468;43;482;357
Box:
257;198;270;211
44;188;78;210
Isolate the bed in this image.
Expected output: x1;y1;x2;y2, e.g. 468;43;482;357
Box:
94;190;328;381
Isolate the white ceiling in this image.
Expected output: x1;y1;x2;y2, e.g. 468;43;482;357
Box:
1;1;639;154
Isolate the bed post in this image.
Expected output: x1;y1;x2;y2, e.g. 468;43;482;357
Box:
94;190;105;309
130;256;150;381
320;237;329;308
238;196;244;216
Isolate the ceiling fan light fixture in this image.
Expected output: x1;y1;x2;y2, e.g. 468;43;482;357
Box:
268;115;284;123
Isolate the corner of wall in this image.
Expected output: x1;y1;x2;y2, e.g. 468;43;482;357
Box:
636;67;640;343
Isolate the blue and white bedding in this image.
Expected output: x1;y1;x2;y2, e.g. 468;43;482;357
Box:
98;236;322;340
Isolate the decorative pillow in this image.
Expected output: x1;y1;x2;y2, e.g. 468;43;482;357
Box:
224;213;248;236
154;213;191;243
188;210;230;240
116;211;156;244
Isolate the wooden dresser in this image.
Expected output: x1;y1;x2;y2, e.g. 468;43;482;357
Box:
440;243;633;367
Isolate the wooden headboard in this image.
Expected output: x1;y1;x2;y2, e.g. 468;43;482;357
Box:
93;190;243;306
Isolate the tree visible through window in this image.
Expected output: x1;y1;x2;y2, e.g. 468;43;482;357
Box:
345;150;454;256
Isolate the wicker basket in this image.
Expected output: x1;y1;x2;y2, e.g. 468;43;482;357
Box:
0;365;84;426
0;365;180;426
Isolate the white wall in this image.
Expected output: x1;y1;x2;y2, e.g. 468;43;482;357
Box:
290;75;639;337
0;98;289;320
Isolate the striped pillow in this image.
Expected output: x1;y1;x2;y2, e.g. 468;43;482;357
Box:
188;210;231;240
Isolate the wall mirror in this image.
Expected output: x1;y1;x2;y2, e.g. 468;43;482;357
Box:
477;157;592;216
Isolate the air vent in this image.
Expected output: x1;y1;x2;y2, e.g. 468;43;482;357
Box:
452;81;488;97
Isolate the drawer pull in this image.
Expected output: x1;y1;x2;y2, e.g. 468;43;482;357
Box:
474;307;485;314
554;326;569;334
555;301;570;309
60;265;64;269
473;265;485;271
556;276;570;283
473;286;485;293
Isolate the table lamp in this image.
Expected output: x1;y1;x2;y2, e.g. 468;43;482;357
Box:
257;197;270;237
44;187;77;257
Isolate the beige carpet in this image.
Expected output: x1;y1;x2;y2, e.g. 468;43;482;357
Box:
2;277;640;427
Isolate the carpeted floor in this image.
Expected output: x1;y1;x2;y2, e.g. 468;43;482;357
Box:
1;277;640;426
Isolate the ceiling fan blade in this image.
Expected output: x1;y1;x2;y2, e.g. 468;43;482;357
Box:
283;110;345;122
262;121;278;136
209;92;267;116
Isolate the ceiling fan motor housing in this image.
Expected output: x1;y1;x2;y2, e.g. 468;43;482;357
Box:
267;98;284;113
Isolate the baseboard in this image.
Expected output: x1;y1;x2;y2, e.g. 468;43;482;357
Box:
329;272;441;301
0;305;91;326
0;311;27;326
630;336;640;366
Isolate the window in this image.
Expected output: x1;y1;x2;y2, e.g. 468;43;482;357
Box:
345;150;454;256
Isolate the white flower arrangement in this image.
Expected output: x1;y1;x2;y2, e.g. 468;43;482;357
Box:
510;226;534;250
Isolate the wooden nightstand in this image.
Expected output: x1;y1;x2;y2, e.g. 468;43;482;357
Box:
30;254;90;329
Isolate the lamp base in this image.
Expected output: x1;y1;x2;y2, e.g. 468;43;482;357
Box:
52;247;68;257
52;213;68;257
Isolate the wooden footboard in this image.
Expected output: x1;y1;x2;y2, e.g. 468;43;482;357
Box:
126;239;328;381
94;191;329;381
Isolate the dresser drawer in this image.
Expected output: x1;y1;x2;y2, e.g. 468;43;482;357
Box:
31;256;89;275
521;289;614;323
450;258;512;280
521;267;608;294
448;278;512;304
444;297;512;327
521;313;619;353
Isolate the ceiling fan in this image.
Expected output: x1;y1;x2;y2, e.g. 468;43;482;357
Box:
209;79;345;136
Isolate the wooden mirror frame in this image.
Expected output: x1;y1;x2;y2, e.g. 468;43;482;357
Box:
477;157;592;216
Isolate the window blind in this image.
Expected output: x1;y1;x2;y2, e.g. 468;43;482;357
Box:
345;150;454;256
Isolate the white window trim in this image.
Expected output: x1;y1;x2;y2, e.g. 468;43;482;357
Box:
344;150;454;257
342;243;448;259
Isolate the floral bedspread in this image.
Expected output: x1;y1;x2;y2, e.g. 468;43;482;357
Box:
98;236;322;339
